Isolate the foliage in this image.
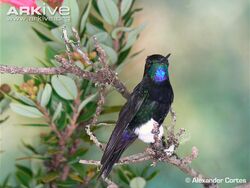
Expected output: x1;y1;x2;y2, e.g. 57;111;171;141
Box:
1;0;152;187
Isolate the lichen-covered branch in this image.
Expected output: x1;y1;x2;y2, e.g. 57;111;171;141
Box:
85;86;107;151
0;65;65;75
103;176;118;188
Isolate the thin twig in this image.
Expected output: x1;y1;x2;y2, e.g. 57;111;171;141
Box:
79;151;150;166
91;86;106;125
85;124;104;151
35;102;63;144
103;176;118;188
85;86;106;151
65;88;82;139
93;36;130;98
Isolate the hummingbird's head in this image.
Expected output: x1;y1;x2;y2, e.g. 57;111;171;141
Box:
144;54;171;83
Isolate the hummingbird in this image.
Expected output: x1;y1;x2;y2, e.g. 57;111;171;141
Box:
99;54;174;178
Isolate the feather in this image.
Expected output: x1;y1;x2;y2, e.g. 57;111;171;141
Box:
99;81;148;178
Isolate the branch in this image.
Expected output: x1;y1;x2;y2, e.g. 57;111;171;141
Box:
103;177;118;188
0;65;65;75
92;36;130;98
35;102;63;144
0;28;130;99
85;124;104;151
65;88;82;139
79;152;150;166
85;86;106;151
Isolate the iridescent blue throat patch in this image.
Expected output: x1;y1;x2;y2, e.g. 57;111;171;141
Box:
154;66;168;82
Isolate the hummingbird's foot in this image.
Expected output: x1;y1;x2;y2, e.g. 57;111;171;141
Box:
151;121;161;147
161;135;167;148
164;144;175;156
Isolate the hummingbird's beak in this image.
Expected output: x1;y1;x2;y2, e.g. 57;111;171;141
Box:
166;53;171;59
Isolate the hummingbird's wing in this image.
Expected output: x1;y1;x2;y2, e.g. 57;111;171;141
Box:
99;81;148;178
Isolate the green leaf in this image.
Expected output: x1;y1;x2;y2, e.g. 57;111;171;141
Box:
95;32;113;47
63;0;79;27
111;27;132;39
36;0;64;26
0;116;9;124
70;163;85;176
87;32;113;50
40;172;59;183
10;103;43;118
32;27;52;42
78;102;97;123
69;174;84;183
141;165;150;177
130;177;146;188
75;61;84;70
52;102;63;122
36;87;43;103
16;164;33;178
34;184;44;188
100;44;118;64
80;0;92;31
51;27;63;42
22;141;39;154
145;171;159;181
45;45;58;62
40;84;52;107
36;57;51;67
0;98;11;114
46;41;64;53
23;75;33;82
16;170;31;187
2;174;11;187
117;168;130;185
15;93;36;106
121;23;146;52
124;8;143;26
97;0;119;26
121;0;133;16
86;22;103;35
102;105;122;114
89;14;105;30
123;165;136;178
129;48;145;58
68;148;88;164
92;0;100;14
55;180;77;187
34;14;58;29
116;48;131;69
20;123;48;127
78;93;97;113
51;75;77;100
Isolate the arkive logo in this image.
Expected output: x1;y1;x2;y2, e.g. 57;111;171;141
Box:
6;3;70;16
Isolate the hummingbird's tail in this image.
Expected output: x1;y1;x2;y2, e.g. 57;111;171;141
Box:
98;132;136;179
98;144;126;179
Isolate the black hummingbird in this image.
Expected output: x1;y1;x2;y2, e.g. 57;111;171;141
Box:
99;54;174;178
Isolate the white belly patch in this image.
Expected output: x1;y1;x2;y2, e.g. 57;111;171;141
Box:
134;118;164;143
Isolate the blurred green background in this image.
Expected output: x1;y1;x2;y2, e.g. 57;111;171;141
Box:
0;0;249;187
